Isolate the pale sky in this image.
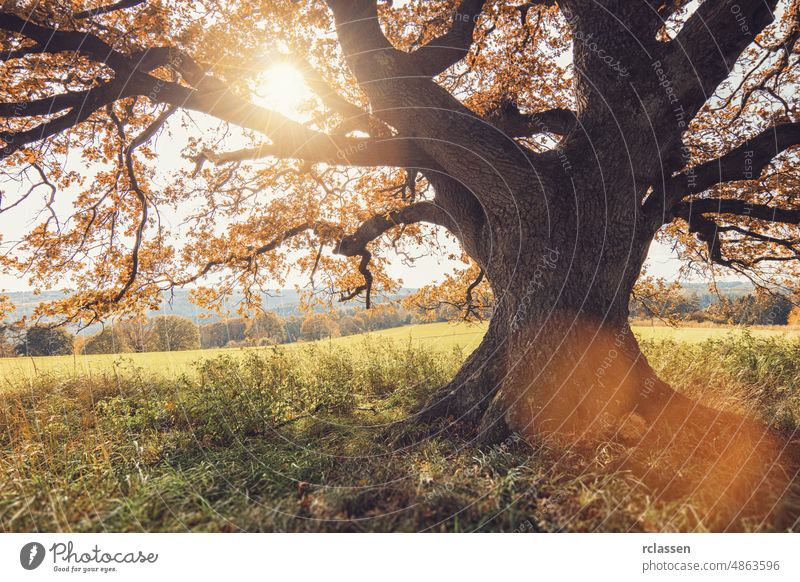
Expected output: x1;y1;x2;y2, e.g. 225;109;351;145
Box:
0;53;691;295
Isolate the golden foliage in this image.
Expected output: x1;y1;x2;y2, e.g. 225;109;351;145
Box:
0;1;798;324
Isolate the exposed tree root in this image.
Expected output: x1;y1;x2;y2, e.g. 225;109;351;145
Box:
420;314;799;531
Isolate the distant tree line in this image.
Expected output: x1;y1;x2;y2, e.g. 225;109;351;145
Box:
198;307;413;349
0;307;415;357
3;294;798;358
630;289;798;326
0;315;202;358
0;324;74;357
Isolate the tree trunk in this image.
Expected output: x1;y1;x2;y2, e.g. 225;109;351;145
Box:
416;301;510;430
419;232;796;530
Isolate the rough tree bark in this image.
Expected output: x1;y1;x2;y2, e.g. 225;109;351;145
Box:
2;0;798;529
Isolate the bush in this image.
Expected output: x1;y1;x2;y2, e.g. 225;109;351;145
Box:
642;332;800;428
200;319;247;348
146;315;200;352
82;325;132;354
181;349;354;444
15;326;74;356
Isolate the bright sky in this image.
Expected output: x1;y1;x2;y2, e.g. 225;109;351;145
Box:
0;53;690;295
0;242;685;292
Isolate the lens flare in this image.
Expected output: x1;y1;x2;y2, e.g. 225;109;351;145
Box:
255;62;312;116
501;313;796;530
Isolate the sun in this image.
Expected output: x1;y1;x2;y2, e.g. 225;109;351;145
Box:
254;62;313;116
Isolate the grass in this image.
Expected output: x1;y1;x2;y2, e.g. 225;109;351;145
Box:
1;328;799;532
2;321;799;384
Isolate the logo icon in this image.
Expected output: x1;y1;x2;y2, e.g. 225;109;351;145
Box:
20;542;46;570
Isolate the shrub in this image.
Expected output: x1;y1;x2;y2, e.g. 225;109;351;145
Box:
146;315;200;352
82;325;132;354
200;319;247;348
15;326;74;356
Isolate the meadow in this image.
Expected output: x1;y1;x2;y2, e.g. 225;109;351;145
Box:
1;321;799;383
1;323;799;532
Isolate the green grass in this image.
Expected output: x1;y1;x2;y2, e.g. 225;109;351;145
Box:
2;321;798;384
633;324;800;343
0;322;484;384
1;329;799;532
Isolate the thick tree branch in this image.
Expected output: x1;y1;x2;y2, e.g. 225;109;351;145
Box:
334;201;454;258
112;106;177;304
74;0;147;19
684;123;800;195
325;0;403;79
176;223;320;287
676;199;800;268
679;211;731;266
0;21;427;169
717;224;799;256
487;102;577;137
676;198;800;225
0;10;437;169
333;200;453;308
0;12;140;74
462;267;487;320
187;134;434;172
339;250;374;308
0;88;103;118
276;54;390;137
647;122;800;217
324;0;551;222
669;0;779;118
1;76;427;167
407;0;487;77
177;201;450;309
104;107;149;305
0;80;138;158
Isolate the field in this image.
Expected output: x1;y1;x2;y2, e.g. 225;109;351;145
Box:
1;323;799;532
2;321;799;383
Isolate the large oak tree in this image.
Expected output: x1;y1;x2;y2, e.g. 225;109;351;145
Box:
2;1;800;527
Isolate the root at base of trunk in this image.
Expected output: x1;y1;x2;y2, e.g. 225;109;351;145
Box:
508;322;797;531
420;315;799;531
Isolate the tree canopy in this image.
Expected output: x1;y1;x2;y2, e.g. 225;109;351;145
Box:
16;324;74;356
2;0;800;530
0;2;798;324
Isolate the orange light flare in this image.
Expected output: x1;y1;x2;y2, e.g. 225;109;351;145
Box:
502;313;799;531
